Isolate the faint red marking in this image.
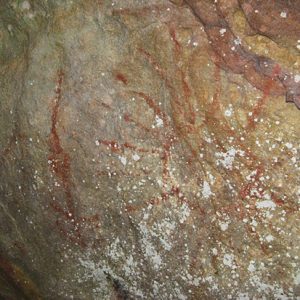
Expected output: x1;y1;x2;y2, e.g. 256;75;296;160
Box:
247;64;281;128
125;184;205;216
209;57;222;113
131;91;169;125
168;26;196;126
169;26;181;55
100;40;291;255
202;63;282;250
48;70;75;216
123;113;151;133
115;73;128;85
240;166;263;199
271;193;285;206
99;139;160;154
48;70;99;247
138;48;169;83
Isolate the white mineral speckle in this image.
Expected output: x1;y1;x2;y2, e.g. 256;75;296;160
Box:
280;11;287;18
219;221;230;231
224;107;233;117
216;148;244;170
179;203;191;223
294;75;300;83
119;156;127;166
139;224;163;270
155;115;163;127
223;253;235;268
234;37;242;45
265;235;274;242
220;28;226;36
212;248;218;255
248;261;256;272
256;200;276;209
132;153;140;161
202;181;212;198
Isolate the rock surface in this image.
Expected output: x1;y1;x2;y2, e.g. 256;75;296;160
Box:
0;0;300;299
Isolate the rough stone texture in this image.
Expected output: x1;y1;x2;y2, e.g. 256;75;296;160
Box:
0;0;299;299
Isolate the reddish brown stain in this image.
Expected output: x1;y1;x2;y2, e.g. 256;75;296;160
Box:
99;139;160;154
184;0;299;109
271;193;285;207
48;70;74;216
115;73;128;85
240;166;263;199
99;139;121;152
169;26;181;55
247;64;281;128
0;253;41;298
168;26;196;126
48;70;99;247
133;91;169;125
123;113;152;133
100;38;289;254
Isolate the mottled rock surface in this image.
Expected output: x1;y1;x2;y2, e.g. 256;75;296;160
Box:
0;0;300;299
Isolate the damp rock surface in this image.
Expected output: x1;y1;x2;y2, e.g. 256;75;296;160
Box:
0;0;300;299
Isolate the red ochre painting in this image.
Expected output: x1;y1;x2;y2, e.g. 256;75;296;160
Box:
0;0;299;299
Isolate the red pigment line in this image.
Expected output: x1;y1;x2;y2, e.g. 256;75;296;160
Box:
115;72;128;85
162;143;171;188
55;219;86;248
247;64;281;129
138;47;183;113
99;139;121;152
240;166;264;199
168;26;196;125
169;26;181;55
180;70;196;125
211;63;222;112
138;48;168;82
48;72;102;247
99;139;160;154
131;91;169;126
123;113;152;133
48;70;91;247
271;192;285;207
48;70;75;216
123;142;160;154
50;201;74;222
